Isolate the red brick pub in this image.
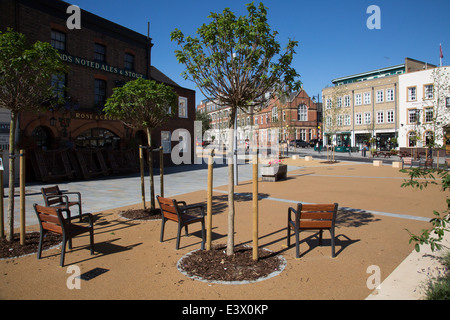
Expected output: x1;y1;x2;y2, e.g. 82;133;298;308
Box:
0;0;195;182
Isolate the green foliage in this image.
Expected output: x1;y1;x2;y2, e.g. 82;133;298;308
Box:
195;110;211;135
0;28;68;242
104;77;178;131
0;28;68;112
170;2;301;110
401;167;450;252
424;251;450;300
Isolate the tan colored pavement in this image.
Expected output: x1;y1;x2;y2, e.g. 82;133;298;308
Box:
0;159;447;300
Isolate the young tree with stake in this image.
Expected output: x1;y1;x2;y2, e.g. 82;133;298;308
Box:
104;78;178;211
171;2;301;255
0;29;67;242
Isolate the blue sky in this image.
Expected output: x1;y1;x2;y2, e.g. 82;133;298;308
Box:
70;0;450;106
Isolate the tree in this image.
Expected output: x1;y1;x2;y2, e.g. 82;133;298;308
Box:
104;78;178;210
195;109;211;137
401;167;449;252
322;85;350;161
0;29;67;241
171;2;301;255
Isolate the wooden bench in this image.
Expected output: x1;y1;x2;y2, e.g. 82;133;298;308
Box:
287;203;338;258
33;204;94;266
402;157;413;168
157;196;206;250
419;158;433;169
41;185;82;219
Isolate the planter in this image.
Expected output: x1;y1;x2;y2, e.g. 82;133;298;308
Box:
261;164;287;182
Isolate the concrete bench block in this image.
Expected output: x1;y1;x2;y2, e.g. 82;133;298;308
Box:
373;160;383;167
392;161;402;168
305;156;313;161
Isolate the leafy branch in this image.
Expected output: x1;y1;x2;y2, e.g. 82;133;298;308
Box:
401;167;450;252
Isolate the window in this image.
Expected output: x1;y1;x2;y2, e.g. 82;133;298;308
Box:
51;74;66;99
364;92;371;105
124;53;135;70
355;94;362;106
408;131;417;147
326;116;332;127
446;97;450;107
344;95;350;107
297;104;307;121
299;129;306;140
94;79;106;106
344;115;351;126
424;131;434;146
337;115;343;126
424;84;434;100
376;111;384;124
282;111;286;121
94;43;106;62
272;107;278;122
376;90;384;103
386;88;395;101
424;107;433;123
387;110;394;123
337;97;342;108
51;30;66;51
178;97;188;118
364;112;371;124
161;131;171;154
408;109;418;124
408;87;417;101
326;99;332;109
355;113;362;125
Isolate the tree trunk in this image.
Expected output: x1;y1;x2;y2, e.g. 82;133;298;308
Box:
226;111;236;255
7;112;17;242
146;127;155;210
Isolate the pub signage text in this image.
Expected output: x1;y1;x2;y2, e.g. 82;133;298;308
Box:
59;53;145;79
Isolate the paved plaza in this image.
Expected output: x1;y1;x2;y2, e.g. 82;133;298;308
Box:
0;151;448;301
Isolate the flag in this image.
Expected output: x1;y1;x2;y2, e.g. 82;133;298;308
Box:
440;44;444;59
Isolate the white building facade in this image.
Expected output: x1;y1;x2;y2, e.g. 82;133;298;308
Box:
398;66;450;152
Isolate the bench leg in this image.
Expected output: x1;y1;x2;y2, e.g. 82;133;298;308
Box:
89;228;94;255
160;218;166;243
176;223;183;250
37;229;44;260
295;229;300;259
330;228;336;258
61;235;68;267
287;223;291;248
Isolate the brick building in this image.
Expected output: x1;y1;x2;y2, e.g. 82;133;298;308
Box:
0;0;195;181
197;89;321;150
256;90;321;147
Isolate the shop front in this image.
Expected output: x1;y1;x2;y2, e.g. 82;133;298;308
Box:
375;132;396;151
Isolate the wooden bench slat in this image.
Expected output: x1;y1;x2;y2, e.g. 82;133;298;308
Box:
299;212;334;220
299;220;332;229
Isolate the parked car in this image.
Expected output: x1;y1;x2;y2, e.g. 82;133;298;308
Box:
289;139;309;148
